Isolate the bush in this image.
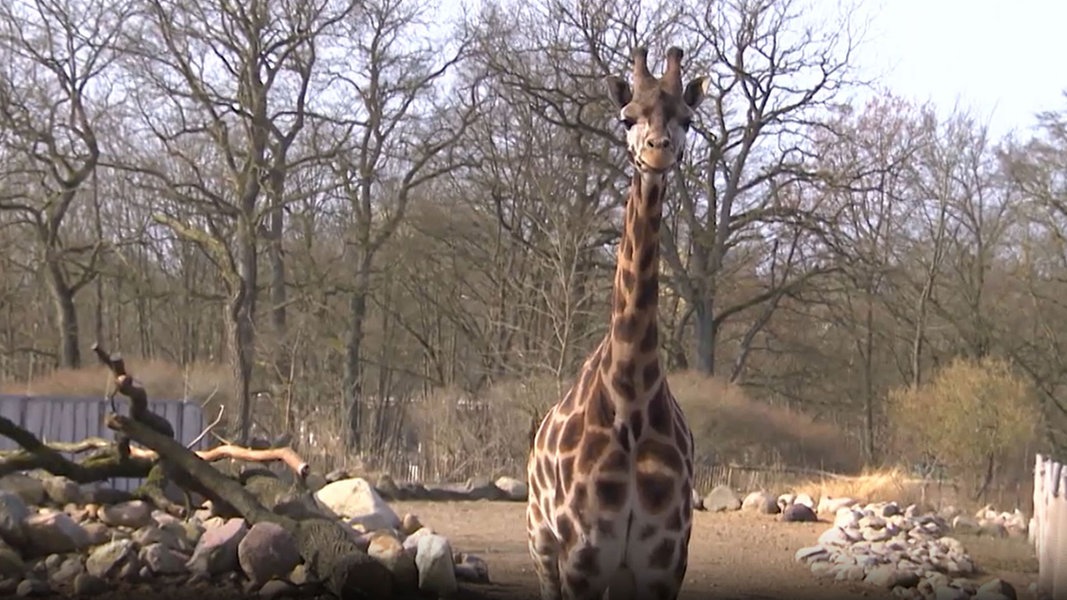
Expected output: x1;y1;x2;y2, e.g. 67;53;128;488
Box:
669;370;862;473
887;356;1039;495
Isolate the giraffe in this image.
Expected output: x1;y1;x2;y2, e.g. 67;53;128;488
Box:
526;45;708;600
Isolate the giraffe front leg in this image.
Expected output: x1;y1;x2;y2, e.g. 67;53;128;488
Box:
629;534;689;600
529;525;563;600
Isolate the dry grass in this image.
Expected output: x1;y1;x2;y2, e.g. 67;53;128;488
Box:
0;359;231;405
670;370;862;473
790;466;926;506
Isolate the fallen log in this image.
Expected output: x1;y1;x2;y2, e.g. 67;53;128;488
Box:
0;415;155;481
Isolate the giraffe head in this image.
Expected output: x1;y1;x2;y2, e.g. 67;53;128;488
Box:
604;46;709;174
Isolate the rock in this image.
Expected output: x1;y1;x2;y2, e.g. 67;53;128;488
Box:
186;517;248;577
865;565;919;589
287;563;311;586
367;531;417;592
794;493;816;509
742;491;779;514
86;539;138;579
40;476;83;506
454;552;489;583
951;515;980;534
934;585;970;600
817;527;851;546
782;503;817;523
0;491;29;548
976;578;1016;600
794;545;828;563
23;512;90;556
259;579;296;599
818;496;857;515
48;556;83;586
15;577;49;597
400;514;423;537
0;547;25;580
414;534;457;596
493;476;527;501
0;475;45;506
702;485;742;512
238;522;300;588
98;501;153;529
834;508;859;529
314;478;400;532
81;522;110;546
401;527;435;554
72;572;107;596
139;543;187;575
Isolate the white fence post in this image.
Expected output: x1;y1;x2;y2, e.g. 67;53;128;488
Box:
1035;453;1067;600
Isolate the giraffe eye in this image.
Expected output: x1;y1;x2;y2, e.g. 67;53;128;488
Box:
680;118;693;131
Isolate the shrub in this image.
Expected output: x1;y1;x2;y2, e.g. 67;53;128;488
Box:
887;356;1039;497
669;370;862;473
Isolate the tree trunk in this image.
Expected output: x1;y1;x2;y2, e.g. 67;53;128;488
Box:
344;266;371;453
46;263;80;369
694;296;716;375
863;293;877;465
230;221;259;445
268;202;287;344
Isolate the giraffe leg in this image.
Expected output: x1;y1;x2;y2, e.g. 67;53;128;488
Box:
630;535;688;600
557;541;621;600
529;525;562;600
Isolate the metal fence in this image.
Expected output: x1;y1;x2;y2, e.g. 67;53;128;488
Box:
1032;453;1067;600
0;394;205;492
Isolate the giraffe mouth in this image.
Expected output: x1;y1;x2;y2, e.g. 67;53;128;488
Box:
637;149;677;173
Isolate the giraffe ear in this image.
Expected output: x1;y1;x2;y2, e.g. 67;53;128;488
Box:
683;76;710;109
604;75;632;110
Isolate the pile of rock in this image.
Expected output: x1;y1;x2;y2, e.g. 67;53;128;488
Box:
369;474;527;503
695;486;821;522
794;501;1017;600
0;471;489;598
943;505;1028;539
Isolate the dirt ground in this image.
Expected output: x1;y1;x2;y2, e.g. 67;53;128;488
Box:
390;500;1041;600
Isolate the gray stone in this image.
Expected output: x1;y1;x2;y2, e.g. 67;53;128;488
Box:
414;533;457;596
702;485;742;512
15;577;49;597
41;477;83;506
238;522;300;588
86;539;137;579
186;517;248;577
73;572;107;596
23;512;90;556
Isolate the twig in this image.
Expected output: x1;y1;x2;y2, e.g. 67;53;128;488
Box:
186;405;224;450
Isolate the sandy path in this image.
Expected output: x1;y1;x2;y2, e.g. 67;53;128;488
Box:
390;499;1040;600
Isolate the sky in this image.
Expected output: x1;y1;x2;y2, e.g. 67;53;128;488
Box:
850;0;1067;138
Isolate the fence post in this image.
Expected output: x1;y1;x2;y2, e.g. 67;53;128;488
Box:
1055;469;1067;600
1038;457;1058;600
1033;454;1043;550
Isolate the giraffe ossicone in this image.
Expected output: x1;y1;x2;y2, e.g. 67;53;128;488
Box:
526;45;707;600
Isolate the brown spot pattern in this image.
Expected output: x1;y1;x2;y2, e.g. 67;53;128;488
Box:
595;478;628;510
648;538;676;569
635;438;685;474
636;471;675;514
577;432;610;473
629;409;644;439
646;390;672;435
558;415;583;452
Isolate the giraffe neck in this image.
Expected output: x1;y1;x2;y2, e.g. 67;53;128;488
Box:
603;170;666;404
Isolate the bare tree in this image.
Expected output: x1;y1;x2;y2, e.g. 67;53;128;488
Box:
331;0;479;452
0;0;130;367
664;0;862;375
116;0;355;443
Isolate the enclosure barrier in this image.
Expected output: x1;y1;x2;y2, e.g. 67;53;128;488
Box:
1033;453;1067;600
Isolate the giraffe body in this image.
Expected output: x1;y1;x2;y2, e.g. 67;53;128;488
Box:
526;46;709;600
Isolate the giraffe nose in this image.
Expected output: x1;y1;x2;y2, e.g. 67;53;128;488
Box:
646;136;671;150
